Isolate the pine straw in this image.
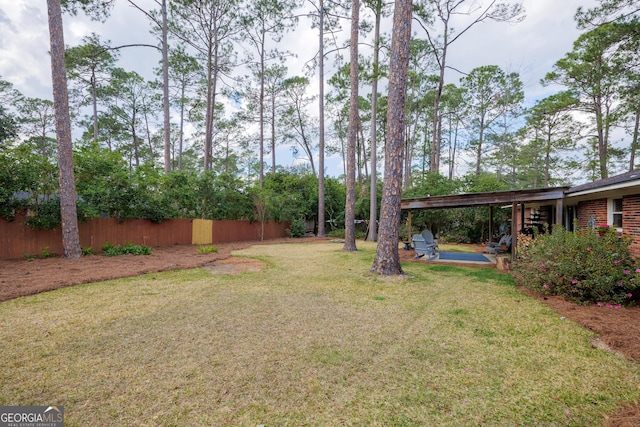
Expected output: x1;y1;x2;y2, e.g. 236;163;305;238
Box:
1;241;638;426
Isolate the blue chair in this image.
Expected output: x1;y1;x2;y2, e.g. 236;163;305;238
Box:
486;234;511;254
412;230;439;259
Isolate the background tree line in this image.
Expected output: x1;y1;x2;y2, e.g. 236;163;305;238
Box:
0;0;638;249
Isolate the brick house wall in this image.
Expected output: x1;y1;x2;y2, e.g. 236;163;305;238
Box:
623;195;640;258
576;196;640;258
577;199;608;229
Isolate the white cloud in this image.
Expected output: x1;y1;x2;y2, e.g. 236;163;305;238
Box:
0;0;605;177
0;0;50;98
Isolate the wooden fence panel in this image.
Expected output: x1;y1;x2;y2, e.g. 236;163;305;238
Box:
211;220;289;243
77;218;193;249
192;219;213;245
0;214;290;259
0;215;63;259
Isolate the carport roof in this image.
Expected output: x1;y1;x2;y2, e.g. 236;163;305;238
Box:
401;187;569;210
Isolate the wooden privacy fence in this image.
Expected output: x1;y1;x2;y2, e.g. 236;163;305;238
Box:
0;214;290;260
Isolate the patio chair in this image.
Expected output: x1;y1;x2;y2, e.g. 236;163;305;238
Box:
486;234;511;254
412;230;439;260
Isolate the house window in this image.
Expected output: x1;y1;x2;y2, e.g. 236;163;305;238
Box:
610;198;623;229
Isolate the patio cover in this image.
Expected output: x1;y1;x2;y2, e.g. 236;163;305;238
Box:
401;187;569;260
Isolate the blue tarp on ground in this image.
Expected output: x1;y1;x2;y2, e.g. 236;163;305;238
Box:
438;252;491;262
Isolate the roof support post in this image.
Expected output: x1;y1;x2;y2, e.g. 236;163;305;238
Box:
555;197;563;229
406;210;412;242
512;201;518;261
489;205;494;242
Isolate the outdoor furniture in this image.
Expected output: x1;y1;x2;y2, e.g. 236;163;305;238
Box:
412;230;439;260
486;234;511;254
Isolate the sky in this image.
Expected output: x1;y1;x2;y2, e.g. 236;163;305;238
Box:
0;0;599;177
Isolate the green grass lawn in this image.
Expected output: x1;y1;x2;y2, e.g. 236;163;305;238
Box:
1;241;638;426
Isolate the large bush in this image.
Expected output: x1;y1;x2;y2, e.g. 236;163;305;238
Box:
515;225;639;306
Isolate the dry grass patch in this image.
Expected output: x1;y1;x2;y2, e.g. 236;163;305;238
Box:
1;241;639;426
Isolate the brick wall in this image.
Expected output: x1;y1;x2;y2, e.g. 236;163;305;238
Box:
623;195;640;258
577;199;608;229
576;196;640;258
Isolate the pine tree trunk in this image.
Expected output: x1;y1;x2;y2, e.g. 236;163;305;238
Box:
162;0;171;172
92;69;98;142
370;0;412;275
204;63;214;170
271;94;277;174
366;8;380;242
317;0;326;237
343;0;359;252
259;32;266;187
47;0;81;259
179;85;185;170
630;110;639;171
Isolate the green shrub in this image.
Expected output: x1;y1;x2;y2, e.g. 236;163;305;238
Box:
25;198;61;230
325;228;367;240
121;242;152;255
515;225;639;305
81;247;95;256
327;229;345;239
40;246;55;258
286;217;307;238
101;242;152;257
197;245;218;254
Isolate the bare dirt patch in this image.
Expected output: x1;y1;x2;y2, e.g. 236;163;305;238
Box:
203;257;266;275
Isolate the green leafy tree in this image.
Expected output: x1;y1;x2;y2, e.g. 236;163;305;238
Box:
165;46;201;170
65;33;118;143
16;98;57;160
440;83;466;179
412;0;525;173
575;0;640;28
241;0;298;186
404;40;438;186
74;142;130;218
264;64;289;174
0;147;57;221
100;68;159;167
197;171;252;220
461;65;522;176
0;106;19;149
521;91;581;187
0;79;22;148
170;0;240;171
261;170;319;222
159;170;200;217
543;24;628;179
280;76;319;175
